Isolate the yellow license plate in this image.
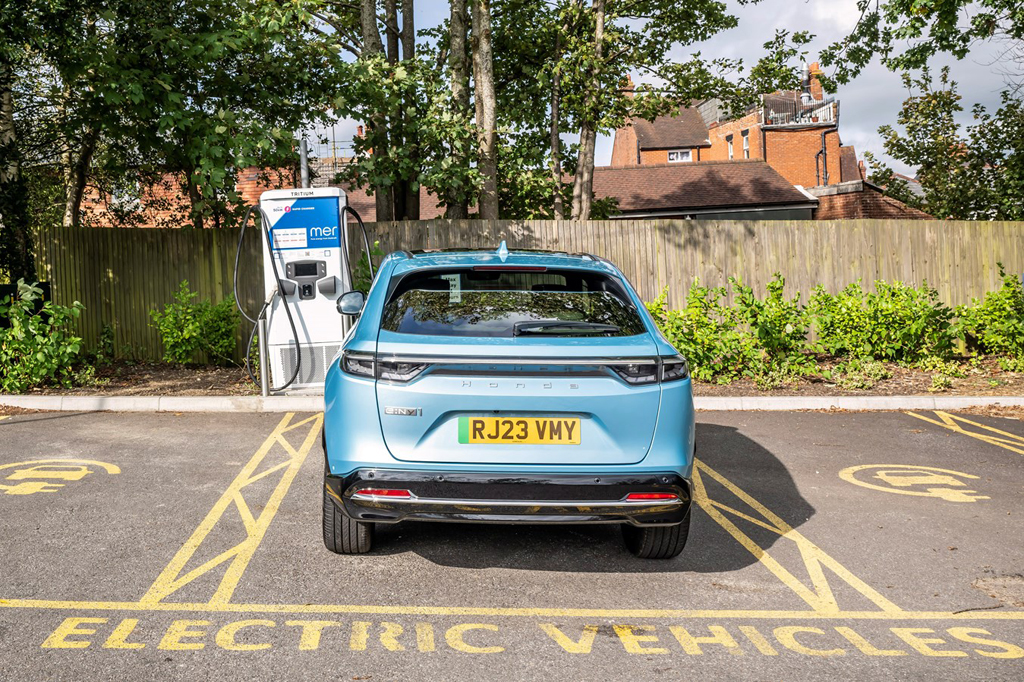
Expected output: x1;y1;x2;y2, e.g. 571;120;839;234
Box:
458;417;581;445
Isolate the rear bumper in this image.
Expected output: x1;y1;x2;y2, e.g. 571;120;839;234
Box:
325;469;691;527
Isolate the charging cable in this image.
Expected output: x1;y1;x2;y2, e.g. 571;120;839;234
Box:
344;205;374;282
235;204;303;391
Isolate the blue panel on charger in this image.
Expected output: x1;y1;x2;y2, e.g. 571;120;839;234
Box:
268;196;341;250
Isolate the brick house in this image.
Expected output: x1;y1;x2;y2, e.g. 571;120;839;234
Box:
610;107;711;165
609;64;929;219
807;180;931;219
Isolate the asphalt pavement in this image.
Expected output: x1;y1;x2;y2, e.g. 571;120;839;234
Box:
1;408;1023;680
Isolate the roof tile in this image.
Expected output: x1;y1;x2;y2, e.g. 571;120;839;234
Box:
633;107;710;149
592;160;815;213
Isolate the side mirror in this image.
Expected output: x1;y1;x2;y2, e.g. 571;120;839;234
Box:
337;291;366;316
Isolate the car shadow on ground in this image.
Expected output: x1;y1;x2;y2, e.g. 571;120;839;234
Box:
369;422;815;572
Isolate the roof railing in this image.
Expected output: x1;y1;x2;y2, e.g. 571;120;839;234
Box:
761;95;838;126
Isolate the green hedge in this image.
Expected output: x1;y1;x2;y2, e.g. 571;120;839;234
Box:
646;269;1024;388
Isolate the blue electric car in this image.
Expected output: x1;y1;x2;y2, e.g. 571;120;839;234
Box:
322;245;695;558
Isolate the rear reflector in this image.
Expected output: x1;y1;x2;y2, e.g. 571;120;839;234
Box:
625;492;679;501
355;488;413;498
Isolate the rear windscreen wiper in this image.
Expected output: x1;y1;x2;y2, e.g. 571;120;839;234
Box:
513;321;621;336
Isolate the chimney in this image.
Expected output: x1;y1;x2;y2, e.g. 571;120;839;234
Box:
799;62;812;105
809;62;824;101
622;74;635;98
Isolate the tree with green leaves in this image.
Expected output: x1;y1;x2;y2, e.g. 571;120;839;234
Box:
3;0;337;255
817;0;1024;220
0;0;78;281
866;67;1024;220
560;0;750;220
821;0;1024;88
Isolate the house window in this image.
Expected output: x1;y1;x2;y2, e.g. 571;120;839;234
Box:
667;149;692;163
727;135;734;159
742;130;750;159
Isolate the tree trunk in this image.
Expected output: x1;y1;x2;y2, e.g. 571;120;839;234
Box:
471;0;499;220
383;0;407;219
571;0;605;222
360;0;384;54
401;0;415;60
384;0;399;64
360;0;394;222
445;0;470;219
62;127;99;228
549;30;564;220
400;0;419;220
185;170;204;230
0;67;36;283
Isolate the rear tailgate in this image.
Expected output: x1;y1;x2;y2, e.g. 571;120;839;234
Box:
374;333;661;465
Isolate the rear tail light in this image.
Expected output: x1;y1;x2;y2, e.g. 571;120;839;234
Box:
625;492;679;501
377;359;428;382
340;352;428;383
610;362;659;384
353;488;414;499
342;351;375;378
661;355;690;382
608;356;690;385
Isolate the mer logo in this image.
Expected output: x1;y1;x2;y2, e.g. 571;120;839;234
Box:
309;225;338;238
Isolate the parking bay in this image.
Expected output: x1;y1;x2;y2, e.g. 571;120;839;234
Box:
1;409;1023;680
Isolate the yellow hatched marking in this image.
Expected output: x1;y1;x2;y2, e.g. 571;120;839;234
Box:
693;460;902;615
139;412;323;606
907;411;1024;455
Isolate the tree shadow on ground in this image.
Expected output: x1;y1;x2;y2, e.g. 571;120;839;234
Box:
370;421;815;573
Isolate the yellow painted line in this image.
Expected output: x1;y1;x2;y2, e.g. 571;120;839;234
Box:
0;598;1022;620
140;412;323;606
0;416;8;421
692;460;903;615
907;411;1024;456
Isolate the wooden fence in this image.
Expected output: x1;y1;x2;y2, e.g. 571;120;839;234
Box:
34;225;264;361
32;219;1024;361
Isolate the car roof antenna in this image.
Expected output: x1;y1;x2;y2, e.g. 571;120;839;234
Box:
497;240;509;262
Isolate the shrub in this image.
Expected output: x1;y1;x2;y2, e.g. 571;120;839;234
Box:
0;280;85;392
150;280;239;365
809;280;957;362
957;266;1024;371
646;281;755;383
929;374;953;392
826;359;891;390
353;240;387;293
917;356;965;378
731;274;814;380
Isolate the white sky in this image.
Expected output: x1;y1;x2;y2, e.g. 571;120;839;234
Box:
314;1;1013;177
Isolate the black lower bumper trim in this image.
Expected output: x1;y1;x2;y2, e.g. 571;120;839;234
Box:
324;469;691;527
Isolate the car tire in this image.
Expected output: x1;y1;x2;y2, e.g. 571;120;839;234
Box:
322;485;374;554
621;510;690;559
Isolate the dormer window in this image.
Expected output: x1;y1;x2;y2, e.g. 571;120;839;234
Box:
667;149;692;163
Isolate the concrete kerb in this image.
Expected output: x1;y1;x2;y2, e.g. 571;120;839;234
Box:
2;394;1024;413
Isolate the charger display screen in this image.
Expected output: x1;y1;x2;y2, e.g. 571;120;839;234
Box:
293;263;318;277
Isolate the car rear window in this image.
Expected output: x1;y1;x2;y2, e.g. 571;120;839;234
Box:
381;267;647;338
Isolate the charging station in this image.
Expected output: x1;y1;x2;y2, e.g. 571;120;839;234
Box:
258;187;353;392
